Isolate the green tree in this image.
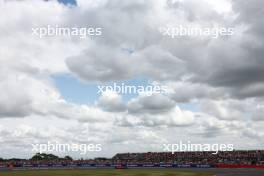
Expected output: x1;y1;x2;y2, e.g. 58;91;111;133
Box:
64;156;73;160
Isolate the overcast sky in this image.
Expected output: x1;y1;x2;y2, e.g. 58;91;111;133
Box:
0;0;264;159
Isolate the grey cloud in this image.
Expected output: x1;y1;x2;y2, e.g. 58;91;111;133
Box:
252;108;264;121
66;45;135;82
97;91;127;112
183;0;264;99
128;94;175;114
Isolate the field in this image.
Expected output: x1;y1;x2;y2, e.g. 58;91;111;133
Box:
0;169;213;176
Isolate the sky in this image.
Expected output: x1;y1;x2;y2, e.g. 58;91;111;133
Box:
58;0;76;5
0;0;264;159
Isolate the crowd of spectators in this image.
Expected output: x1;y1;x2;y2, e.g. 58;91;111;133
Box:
112;150;264;165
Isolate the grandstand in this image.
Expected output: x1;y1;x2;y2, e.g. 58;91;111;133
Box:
112;150;264;168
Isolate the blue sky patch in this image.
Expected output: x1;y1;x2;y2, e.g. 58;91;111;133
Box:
58;0;77;6
53;74;152;105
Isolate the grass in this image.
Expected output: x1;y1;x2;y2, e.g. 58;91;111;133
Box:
0;169;214;176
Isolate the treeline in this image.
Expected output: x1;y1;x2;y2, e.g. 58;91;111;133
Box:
31;153;73;161
0;153;73;161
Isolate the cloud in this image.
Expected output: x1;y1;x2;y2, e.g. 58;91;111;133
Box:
66;45;135;82
0;72;33;117
165;81;225;103
127;94;175;114
200;99;245;120
64;0;264;101
117;106;195;127
252;107;264;121
97;90;126;112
